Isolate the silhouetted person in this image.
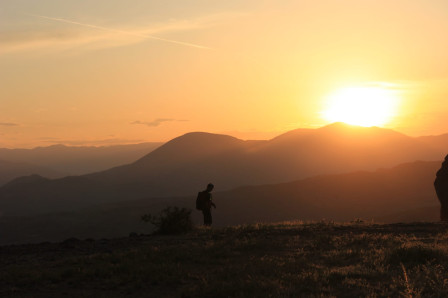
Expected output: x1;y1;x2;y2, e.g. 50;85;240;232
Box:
196;183;216;226
434;155;448;221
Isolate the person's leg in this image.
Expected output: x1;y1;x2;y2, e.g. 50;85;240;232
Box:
207;210;212;226
203;209;212;226
202;210;207;225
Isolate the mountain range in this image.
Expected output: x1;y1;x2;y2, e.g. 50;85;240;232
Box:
0;160;64;186
0;122;445;218
212;160;440;225
0;160;440;245
0;142;162;185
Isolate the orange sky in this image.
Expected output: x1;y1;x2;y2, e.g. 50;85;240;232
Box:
1;0;448;148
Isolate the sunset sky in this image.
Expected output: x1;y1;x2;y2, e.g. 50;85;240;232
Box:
1;0;448;148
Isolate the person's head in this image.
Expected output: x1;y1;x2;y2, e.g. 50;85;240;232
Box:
206;183;214;192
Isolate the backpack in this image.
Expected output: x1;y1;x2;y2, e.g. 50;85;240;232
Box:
196;191;207;210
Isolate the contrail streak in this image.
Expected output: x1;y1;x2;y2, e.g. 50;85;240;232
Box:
24;13;211;50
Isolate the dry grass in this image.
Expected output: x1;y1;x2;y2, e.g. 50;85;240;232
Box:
1;221;448;297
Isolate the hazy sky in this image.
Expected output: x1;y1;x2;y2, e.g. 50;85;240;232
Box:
1;0;448;147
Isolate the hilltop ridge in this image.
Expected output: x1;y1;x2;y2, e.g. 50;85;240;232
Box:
0;159;441;245
0;123;445;218
1;221;448;297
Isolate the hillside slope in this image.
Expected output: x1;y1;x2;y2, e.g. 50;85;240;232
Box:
1;222;448;297
212;160;440;225
0;160;64;186
0;142;163;175
1;123;445;215
0;160;441;245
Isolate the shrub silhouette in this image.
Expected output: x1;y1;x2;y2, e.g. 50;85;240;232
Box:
142;207;193;235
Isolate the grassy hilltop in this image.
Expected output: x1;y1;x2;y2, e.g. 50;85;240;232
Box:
2;221;448;297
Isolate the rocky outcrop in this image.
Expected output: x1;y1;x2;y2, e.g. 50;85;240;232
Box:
434;155;448;221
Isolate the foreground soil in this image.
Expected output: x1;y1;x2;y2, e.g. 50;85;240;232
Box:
1;221;448;297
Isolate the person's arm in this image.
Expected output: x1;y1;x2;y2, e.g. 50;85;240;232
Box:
210;194;216;208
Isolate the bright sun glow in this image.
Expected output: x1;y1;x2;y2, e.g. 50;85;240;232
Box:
322;86;400;127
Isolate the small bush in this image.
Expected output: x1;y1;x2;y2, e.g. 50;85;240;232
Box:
142;207;193;235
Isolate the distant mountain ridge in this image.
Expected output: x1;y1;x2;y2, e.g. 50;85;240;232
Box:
0;123;447;217
212;160;440;225
0;160;441;245
0;160;64;186
0;142;163;175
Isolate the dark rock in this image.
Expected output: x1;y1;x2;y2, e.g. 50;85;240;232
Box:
434;155;448;221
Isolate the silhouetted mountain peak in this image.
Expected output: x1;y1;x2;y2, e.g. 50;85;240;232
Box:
319;122;380;133
321;121;355;129
316;122;407;139
2;123;445;210
169;132;242;145
2;174;50;189
135;132;245;165
270;128;314;142
268;123;409;150
0;160;64;186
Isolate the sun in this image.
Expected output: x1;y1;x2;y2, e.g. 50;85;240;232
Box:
322;86;400;127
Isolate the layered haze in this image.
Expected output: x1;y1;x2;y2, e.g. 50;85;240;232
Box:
0;124;444;217
0;159;440;244
2;0;448;247
2;1;448;147
0;124;445;244
0;142;162;185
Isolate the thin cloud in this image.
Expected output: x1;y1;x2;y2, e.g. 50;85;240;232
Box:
132;119;188;127
0;122;19;126
40;138;146;146
1;11;249;55
24;13;211;50
0;29;120;54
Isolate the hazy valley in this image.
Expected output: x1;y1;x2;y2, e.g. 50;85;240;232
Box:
5;2;448;296
0;142;163;186
0;123;444;245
